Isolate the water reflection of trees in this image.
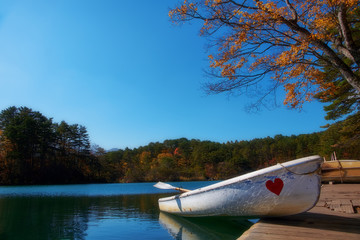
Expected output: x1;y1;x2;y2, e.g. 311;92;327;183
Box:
0;193;169;240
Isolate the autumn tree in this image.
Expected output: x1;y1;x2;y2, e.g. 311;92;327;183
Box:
0;106;98;185
169;0;360;108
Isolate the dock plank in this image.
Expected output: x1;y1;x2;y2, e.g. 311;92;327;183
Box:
239;184;360;240
352;199;360;206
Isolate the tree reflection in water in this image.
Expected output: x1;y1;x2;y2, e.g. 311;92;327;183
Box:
0;194;170;240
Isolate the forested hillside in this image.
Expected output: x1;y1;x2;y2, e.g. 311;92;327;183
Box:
0;106;359;185
94;131;359;183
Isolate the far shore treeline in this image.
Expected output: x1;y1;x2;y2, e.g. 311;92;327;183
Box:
0;106;359;185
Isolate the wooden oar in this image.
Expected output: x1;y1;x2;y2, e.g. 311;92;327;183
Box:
153;182;190;193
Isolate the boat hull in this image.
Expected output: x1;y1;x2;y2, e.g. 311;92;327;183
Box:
158;156;322;217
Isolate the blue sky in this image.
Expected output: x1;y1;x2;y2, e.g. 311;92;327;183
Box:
0;0;330;150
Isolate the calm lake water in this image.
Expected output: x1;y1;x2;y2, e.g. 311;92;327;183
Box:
0;182;253;240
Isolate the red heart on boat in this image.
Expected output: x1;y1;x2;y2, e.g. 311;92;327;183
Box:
266;178;284;196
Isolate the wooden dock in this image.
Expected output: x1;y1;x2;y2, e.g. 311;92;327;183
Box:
239;184;360;240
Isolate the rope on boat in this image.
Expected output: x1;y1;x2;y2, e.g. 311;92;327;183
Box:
278;163;322;175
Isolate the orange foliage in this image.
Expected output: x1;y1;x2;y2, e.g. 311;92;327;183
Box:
0;130;14;156
139;151;151;165
174;147;181;155
170;0;359;108
157;153;173;159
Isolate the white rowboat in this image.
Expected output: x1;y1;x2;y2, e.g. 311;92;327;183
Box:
156;155;322;217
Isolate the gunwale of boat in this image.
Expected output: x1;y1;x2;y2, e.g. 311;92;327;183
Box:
321;160;360;170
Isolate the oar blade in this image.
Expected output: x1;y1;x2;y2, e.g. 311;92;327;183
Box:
154;182;176;190
154;182;190;193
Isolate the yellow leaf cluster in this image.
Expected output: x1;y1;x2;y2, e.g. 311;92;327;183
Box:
282;66;338;108
169;0;198;20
